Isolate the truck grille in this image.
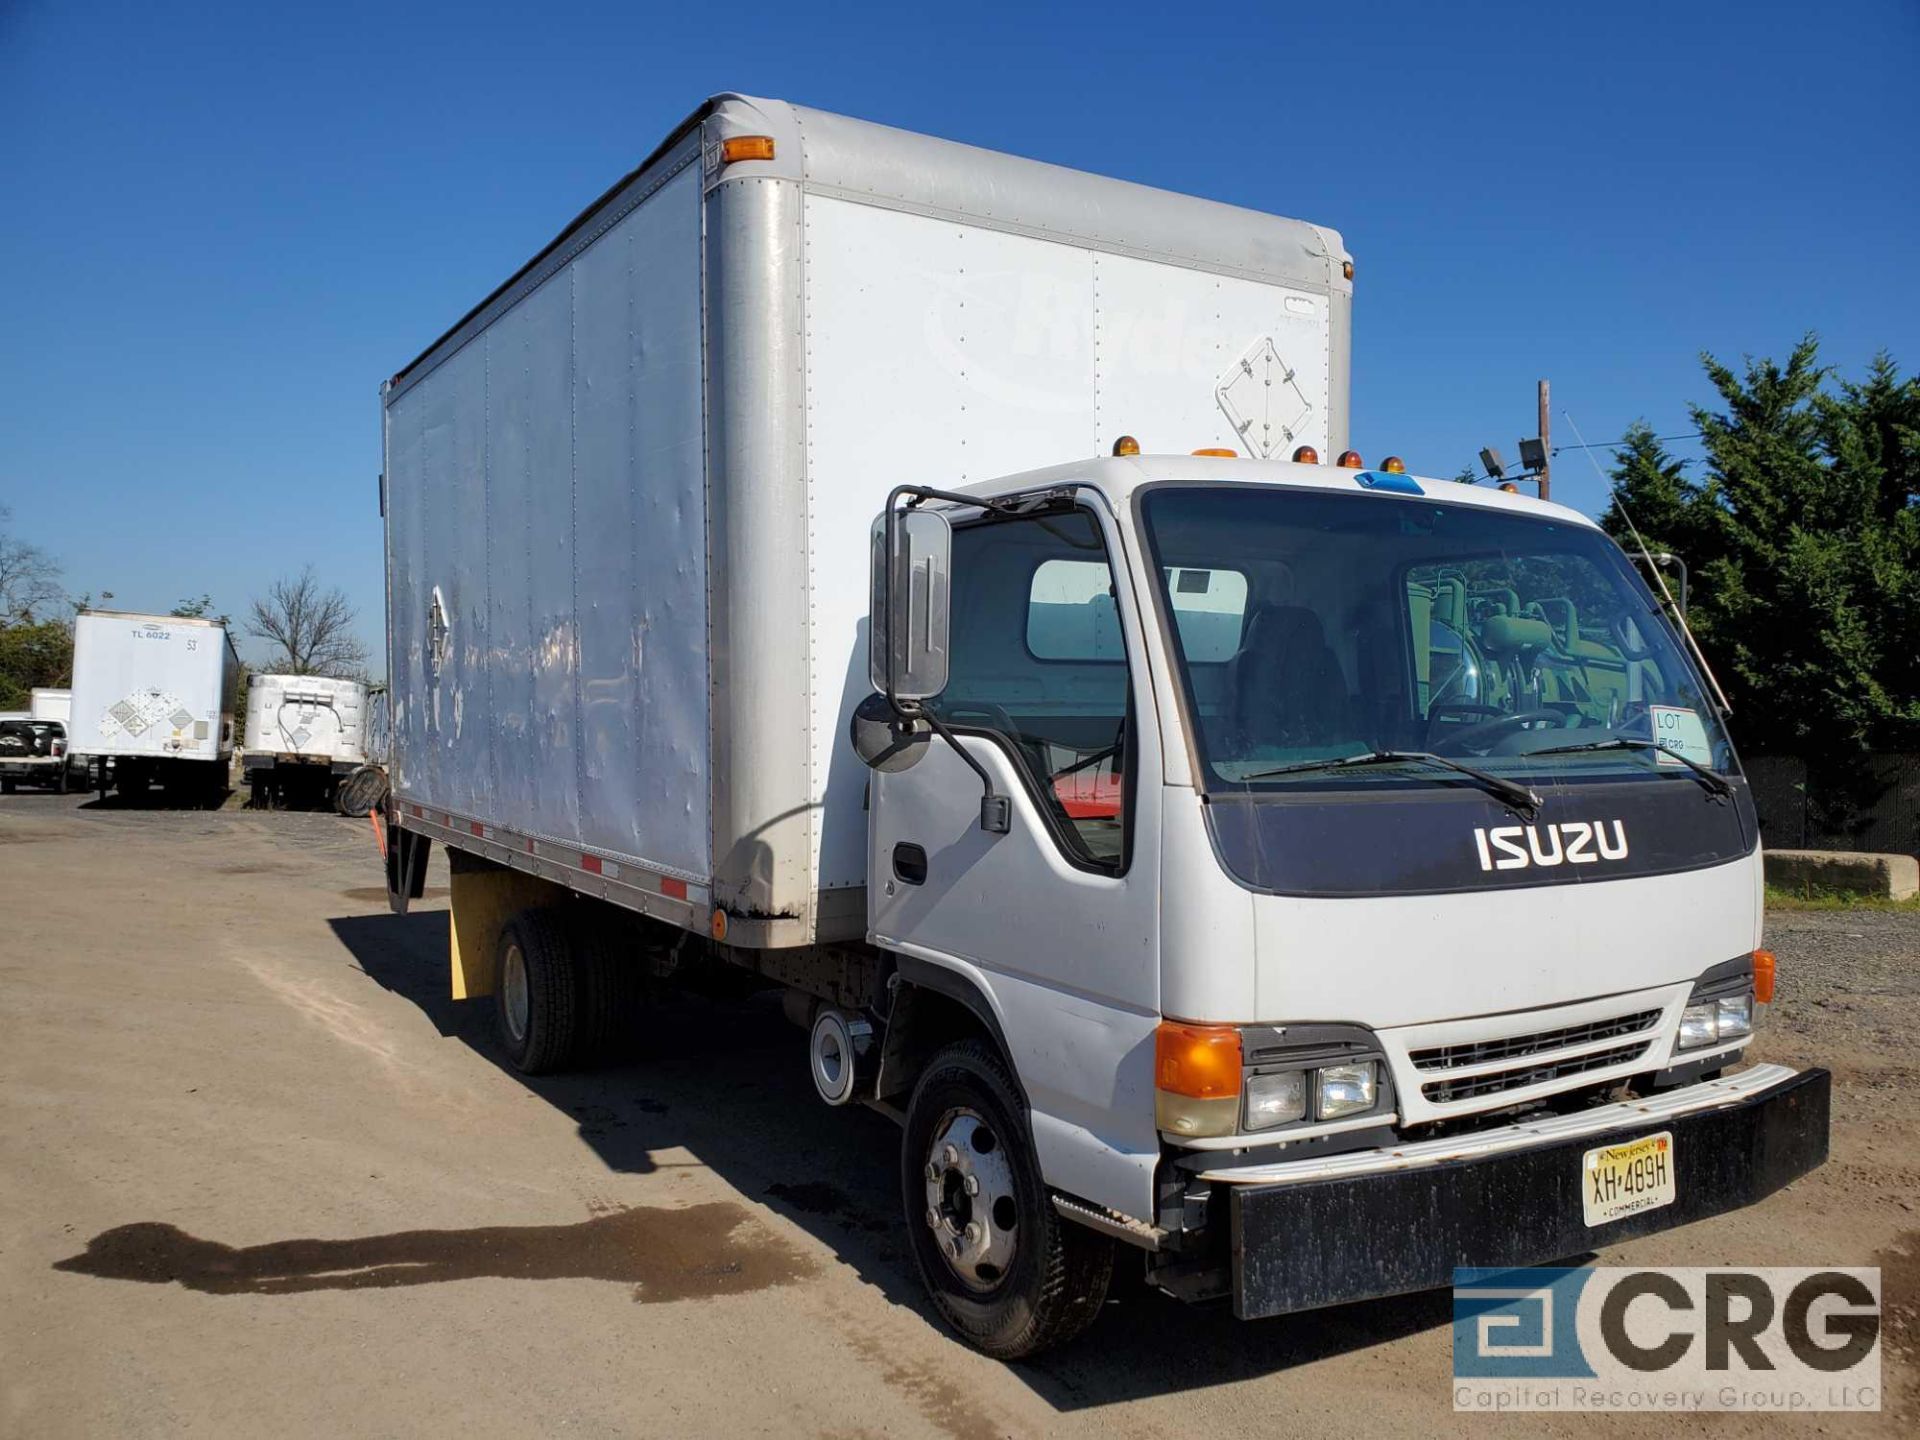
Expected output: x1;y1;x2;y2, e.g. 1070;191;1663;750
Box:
1409;1008;1663;1072
1420;1039;1655;1105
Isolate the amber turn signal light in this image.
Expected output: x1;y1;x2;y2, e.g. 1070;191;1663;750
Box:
1291;444;1320;465
1155;1022;1242;1099
721;135;776;164
1752;948;1777;1004
1112;435;1141;457
1336;450;1364;469
1191;447;1237;458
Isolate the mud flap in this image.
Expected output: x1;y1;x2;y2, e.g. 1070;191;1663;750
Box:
445;851;569;1000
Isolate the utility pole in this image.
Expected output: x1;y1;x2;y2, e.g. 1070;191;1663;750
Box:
1536;379;1552;502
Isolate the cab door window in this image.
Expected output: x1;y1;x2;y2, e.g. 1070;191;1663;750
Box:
933;507;1133;871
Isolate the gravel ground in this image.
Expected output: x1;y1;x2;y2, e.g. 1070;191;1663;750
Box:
0;791;1913;1437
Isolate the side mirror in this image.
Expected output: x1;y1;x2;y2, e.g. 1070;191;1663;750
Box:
869;507;951;702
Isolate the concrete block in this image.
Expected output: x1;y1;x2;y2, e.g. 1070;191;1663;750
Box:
1764;848;1919;900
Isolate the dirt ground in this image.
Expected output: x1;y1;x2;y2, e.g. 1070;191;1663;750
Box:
1;792;1913;1438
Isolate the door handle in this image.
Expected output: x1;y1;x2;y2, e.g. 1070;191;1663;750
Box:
892;842;928;886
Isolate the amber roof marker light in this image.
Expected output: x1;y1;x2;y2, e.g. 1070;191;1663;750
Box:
721;135;776;164
1112;435;1141;457
1335;450;1364;469
1381;456;1407;474
1191;448;1237;458
1291;445;1320;465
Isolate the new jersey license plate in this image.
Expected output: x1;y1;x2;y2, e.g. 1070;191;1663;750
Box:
1582;1130;1676;1227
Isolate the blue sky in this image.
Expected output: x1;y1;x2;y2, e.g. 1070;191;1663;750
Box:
3;0;1915;666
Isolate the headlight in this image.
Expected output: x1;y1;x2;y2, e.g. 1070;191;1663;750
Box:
1316;1061;1377;1119
1679;990;1754;1050
1243;1070;1308;1130
1716;993;1753;1039
1679;1001;1719;1049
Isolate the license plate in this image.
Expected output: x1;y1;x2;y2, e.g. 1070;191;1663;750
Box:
1582;1130;1675;1227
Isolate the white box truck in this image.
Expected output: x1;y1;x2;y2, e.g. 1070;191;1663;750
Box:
379;95;1826;1357
69;611;240;801
30;688;71;725
242;673;371;810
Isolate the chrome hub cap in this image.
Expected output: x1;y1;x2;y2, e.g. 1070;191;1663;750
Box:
501;942;530;1044
922;1107;1018;1291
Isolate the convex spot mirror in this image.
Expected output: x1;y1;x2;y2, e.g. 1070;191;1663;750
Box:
869;507;951;702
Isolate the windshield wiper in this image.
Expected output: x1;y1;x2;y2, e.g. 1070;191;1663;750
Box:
1240;750;1542;818
1525;737;1734;799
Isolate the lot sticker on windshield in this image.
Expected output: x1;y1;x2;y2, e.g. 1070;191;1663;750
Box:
1648;705;1712;766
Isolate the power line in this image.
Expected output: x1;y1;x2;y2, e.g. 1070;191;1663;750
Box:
1552;430;1703;454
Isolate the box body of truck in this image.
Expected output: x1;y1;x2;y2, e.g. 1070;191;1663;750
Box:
383;93;1350;949
69;611;240;792
30;688;71;725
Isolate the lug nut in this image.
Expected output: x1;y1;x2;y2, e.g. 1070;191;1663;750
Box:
963;1222;981;1244
924;1162;939;1182
925;1207;940;1230
962;1175;979;1196
942;1144;959;1166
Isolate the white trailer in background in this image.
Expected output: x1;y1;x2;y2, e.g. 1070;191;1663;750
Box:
378;94;1824;1358
69;611;240;801
242;673;371;810
30;689;71;725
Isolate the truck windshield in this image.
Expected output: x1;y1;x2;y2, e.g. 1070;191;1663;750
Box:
1137;484;1735;795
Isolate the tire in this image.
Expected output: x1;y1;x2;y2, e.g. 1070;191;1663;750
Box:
55;766;69;795
336;764;389;818
493;908;582;1074
565;911;647;1061
1;779;14;795
901;1038;1114;1359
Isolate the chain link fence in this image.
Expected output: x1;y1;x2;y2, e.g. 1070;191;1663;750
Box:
1745;753;1920;858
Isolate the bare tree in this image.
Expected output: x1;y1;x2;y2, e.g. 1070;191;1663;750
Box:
0;508;66;621
247;566;369;677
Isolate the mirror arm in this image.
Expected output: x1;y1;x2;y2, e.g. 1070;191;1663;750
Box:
903;701;1011;835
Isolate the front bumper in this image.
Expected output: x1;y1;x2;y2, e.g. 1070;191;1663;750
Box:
1229;1064;1829;1319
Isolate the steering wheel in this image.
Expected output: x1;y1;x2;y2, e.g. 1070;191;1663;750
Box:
1431;708;1563;755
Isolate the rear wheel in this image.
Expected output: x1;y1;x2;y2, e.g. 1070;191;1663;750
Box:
1;778;14;795
493;908;582;1074
901;1039;1114;1358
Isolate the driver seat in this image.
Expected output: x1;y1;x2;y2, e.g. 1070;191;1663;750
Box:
1227;605;1360;753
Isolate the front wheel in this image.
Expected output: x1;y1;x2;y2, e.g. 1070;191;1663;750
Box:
901;1039;1113;1358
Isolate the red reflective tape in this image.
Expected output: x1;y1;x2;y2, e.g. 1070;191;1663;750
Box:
580;854;603;875
469;822;485;837
660;877;687;901
525;837;536;853
410;805;424;819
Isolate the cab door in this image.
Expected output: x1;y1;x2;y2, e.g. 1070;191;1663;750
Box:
868;499;1164;1218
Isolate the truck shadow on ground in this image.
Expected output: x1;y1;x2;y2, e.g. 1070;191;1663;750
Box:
319;907;1463;1411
